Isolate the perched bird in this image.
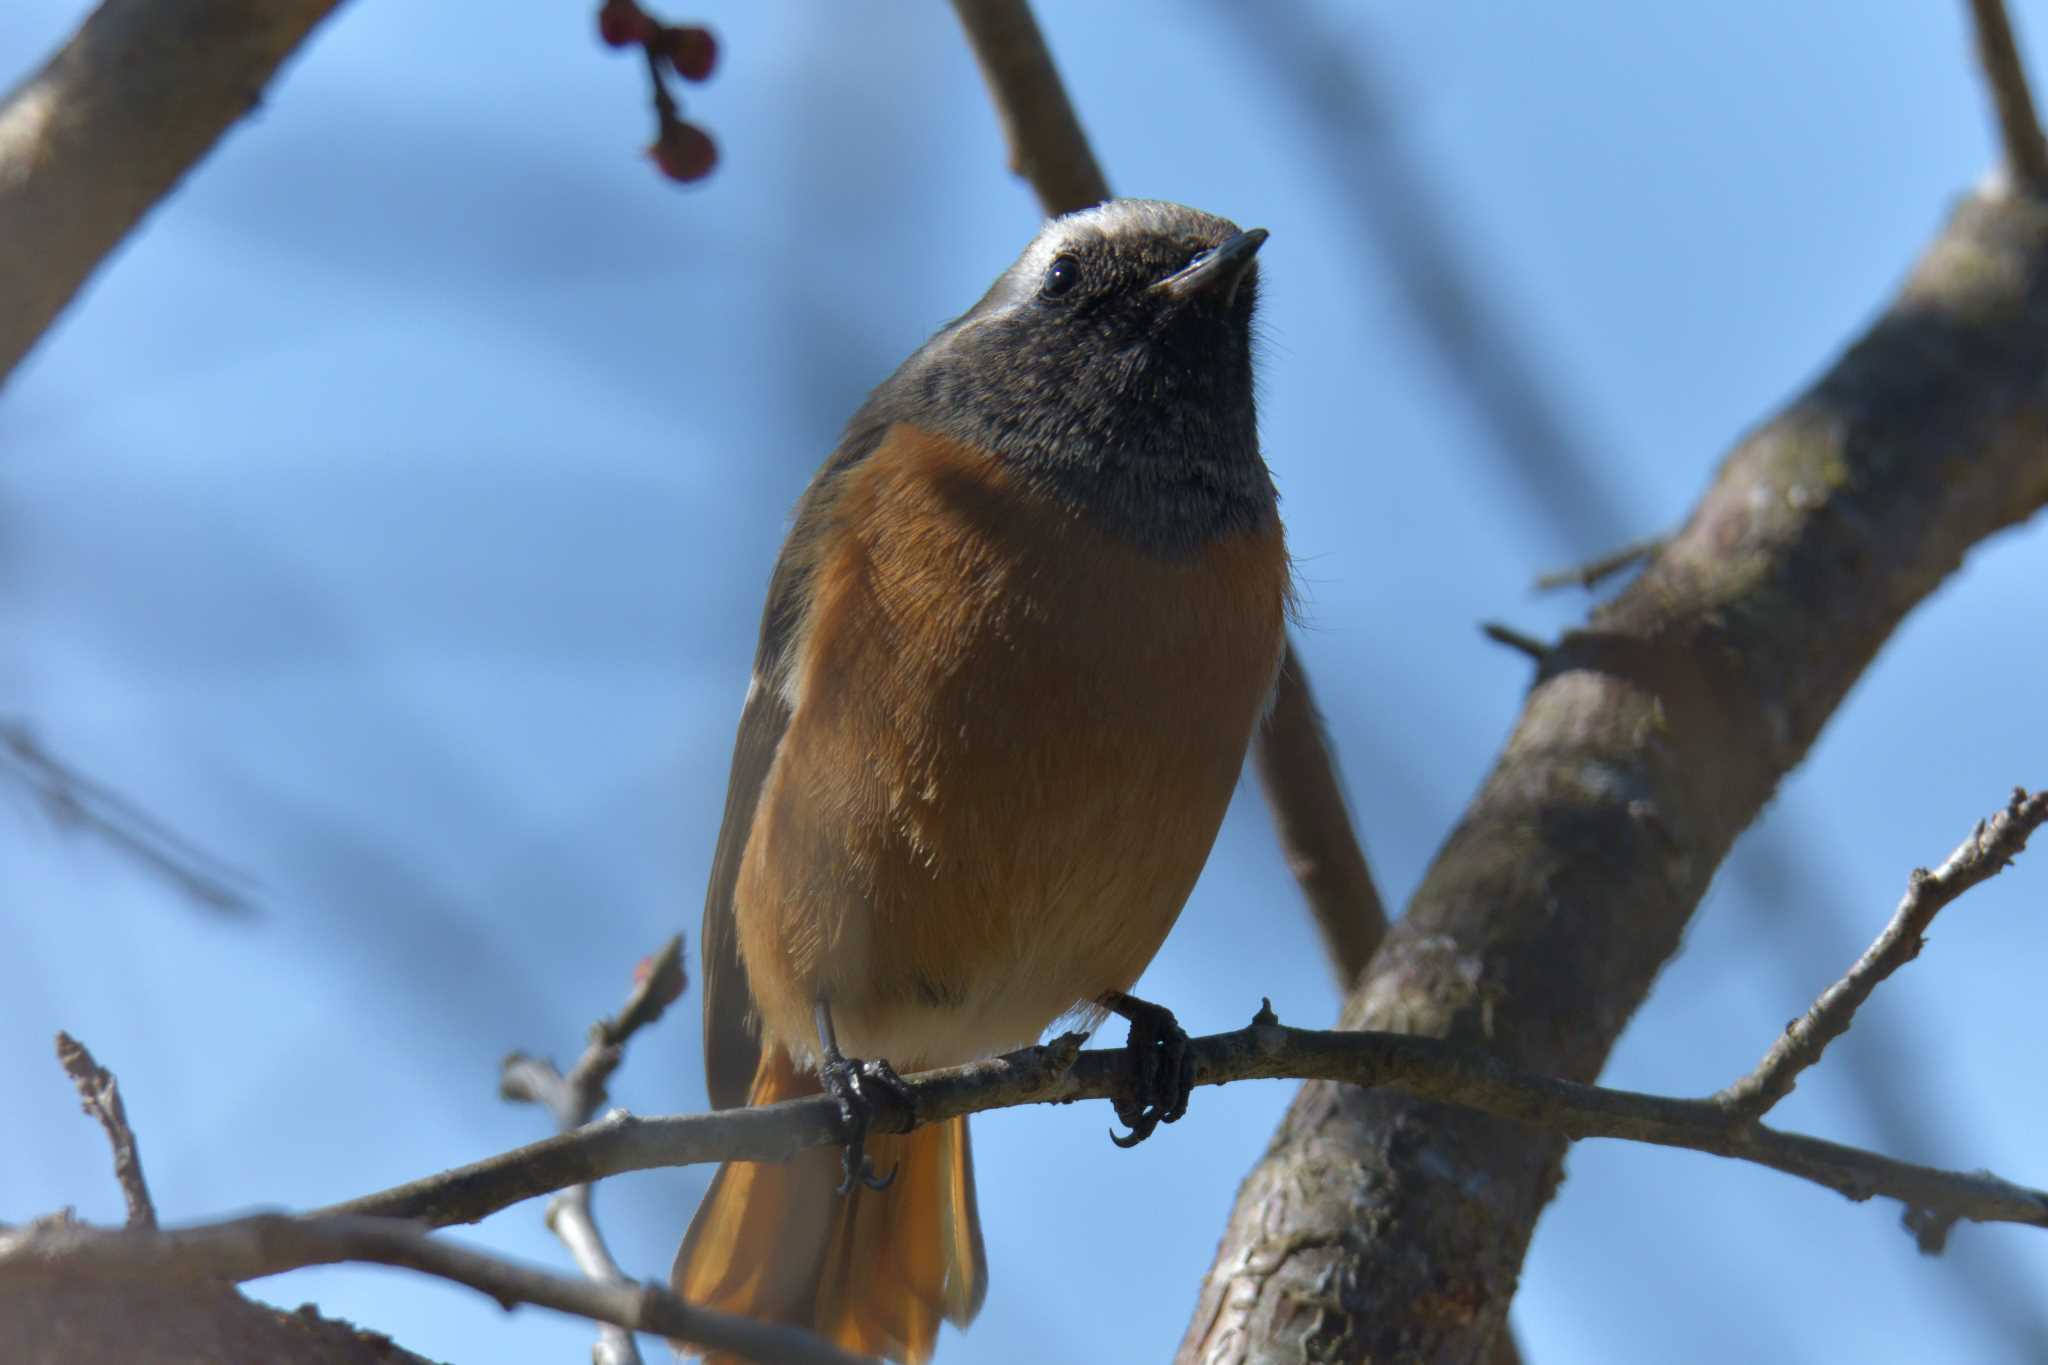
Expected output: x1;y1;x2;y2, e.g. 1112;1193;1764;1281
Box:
673;199;1290;1363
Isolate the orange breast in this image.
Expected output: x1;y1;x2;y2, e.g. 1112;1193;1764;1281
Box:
734;424;1289;1068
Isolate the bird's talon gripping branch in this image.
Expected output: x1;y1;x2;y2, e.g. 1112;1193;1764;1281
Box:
814;1004;911;1194
1102;990;1194;1148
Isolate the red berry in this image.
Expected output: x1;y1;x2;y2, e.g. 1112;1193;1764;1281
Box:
650;119;717;183
661;26;719;82
598;0;652;48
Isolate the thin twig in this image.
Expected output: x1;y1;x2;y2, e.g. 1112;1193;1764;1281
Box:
505;1056;643;1365
0;1213;876;1365
503;934;687;1128
1479;622;1552;664
318;1002;2048;1245
1;719;252;914
500;934;686;1365
1967;0;2048;194
53;1033;156;1229
1533;534;1667;592
1716;789;2048;1119
548;1183;640;1365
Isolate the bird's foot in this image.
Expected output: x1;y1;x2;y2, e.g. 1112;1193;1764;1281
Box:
818;1049;912;1195
1102;990;1194;1148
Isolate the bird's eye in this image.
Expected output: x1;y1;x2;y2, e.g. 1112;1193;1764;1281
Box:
1040;254;1080;299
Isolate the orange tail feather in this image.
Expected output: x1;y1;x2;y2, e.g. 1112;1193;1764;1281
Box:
673;1049;986;1364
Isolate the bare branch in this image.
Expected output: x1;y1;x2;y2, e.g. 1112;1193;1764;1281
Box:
500;935;686;1365
1;719;252;914
502;934;686;1129
0;0;346;389
52;1033;155;1229
1252;651;1389;986
1717;788;2048;1119
315;1008;2048;1244
1184;172;2048;1359
546;1185;641;1365
1479;621;1553;665
1533;534;1667;592
946;0;1107;216
0;1214;877;1365
1967;0;2048;194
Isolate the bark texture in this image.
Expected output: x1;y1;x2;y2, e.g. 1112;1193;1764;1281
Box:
1178;187;2048;1363
0;1274;441;1365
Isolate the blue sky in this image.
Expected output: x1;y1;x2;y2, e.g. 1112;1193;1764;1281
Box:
5;3;2048;1362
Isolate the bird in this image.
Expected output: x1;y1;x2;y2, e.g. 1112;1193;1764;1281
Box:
671;198;1290;1363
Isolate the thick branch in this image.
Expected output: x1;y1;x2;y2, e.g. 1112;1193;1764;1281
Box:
1717;788;2048;1118
1968;0;2048;194
0;0;345;389
0;1214;876;1365
1182;181;2048;1361
1251;651;1389;985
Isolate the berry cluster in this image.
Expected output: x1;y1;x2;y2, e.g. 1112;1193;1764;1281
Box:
597;0;719;184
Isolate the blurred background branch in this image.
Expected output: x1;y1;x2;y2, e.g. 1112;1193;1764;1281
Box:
0;0;345;389
1;719;250;913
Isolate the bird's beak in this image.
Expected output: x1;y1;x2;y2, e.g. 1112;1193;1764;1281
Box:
1153;228;1269;306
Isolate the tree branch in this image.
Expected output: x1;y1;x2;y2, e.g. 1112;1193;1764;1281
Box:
1182;170;2048;1357
1717;788;2048;1119
500;934;686;1365
1479;621;1554;665
1968;0;2048;195
1;720;252;914
543;1187;641;1365
502;934;687;1130
55;786;2046;1355
946;0;1107;215
0;1214;877;1365
307;975;2048;1244
946;0;1391;990
0;0;345;390
53;1033;156;1229
1250;650;1389;986
1533;534;1667;592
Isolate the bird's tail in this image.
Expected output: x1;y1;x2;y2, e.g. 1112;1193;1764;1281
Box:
672;1047;987;1364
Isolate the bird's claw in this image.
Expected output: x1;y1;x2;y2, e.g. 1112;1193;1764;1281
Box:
820;1053;911;1194
1102;990;1194;1148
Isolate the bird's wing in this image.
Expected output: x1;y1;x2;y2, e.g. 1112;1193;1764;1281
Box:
701;419;892;1110
699;673;788;1110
